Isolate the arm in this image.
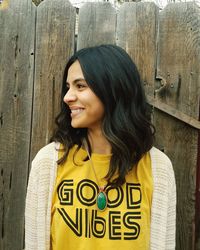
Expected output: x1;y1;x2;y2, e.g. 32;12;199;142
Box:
150;147;176;250
25;159;39;250
25;142;58;250
165;165;176;250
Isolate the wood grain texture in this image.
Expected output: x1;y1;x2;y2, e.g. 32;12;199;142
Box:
30;0;76;161
196;130;200;250
0;0;36;249
154;110;198;249
77;2;116;50
156;2;200;119
117;2;159;95
0;1;199;249
154;3;200;250
147;94;200;130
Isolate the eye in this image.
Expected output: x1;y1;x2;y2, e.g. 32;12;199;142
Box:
76;83;87;89
66;82;70;89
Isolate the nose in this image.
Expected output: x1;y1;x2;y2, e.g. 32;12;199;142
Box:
63;88;77;104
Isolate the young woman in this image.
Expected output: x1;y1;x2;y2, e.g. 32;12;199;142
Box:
25;45;176;250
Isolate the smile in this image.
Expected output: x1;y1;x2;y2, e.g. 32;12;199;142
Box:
70;108;84;117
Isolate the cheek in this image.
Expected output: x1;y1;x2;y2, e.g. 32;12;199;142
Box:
85;90;105;117
87;98;104;118
98;103;105;117
94;102;105;120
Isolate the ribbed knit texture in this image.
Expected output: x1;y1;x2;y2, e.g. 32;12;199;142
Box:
25;142;176;250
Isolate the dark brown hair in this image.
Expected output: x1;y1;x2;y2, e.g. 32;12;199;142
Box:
51;44;155;186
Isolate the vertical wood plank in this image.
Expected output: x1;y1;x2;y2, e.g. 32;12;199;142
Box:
196;129;200;250
117;2;159;95
0;1;199;249
0;0;36;249
30;0;76;160
77;2;116;50
155;3;200;249
156;2;200;119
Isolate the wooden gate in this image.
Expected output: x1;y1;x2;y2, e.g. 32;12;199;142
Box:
0;0;200;249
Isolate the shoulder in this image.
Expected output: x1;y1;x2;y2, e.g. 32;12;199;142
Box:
150;147;173;169
149;147;175;187
30;142;60;178
32;142;60;162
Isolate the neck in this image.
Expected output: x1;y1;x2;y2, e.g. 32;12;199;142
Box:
87;129;111;155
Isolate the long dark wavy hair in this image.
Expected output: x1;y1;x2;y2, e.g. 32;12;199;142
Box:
51;44;155;186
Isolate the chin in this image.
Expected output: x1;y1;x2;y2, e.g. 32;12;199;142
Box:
71;121;86;128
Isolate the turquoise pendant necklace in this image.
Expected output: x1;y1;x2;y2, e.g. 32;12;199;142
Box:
83;140;108;211
96;186;107;211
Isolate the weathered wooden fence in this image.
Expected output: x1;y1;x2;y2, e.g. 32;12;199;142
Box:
0;0;200;249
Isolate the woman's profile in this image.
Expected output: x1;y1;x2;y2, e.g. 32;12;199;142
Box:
25;44;176;250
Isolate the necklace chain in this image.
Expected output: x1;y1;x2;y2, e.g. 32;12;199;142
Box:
83;139;104;189
83;139;108;211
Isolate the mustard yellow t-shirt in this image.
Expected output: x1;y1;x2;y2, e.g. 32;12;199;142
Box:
51;145;153;250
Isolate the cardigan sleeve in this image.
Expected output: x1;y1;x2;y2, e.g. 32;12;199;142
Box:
25;142;58;250
150;147;176;250
25;158;39;250
165;161;176;250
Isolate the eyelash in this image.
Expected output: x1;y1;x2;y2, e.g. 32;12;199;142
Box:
66;83;86;90
76;83;86;89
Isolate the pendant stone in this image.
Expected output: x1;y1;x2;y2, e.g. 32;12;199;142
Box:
97;191;107;211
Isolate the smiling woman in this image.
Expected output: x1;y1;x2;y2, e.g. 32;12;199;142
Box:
64;60;105;130
25;44;176;250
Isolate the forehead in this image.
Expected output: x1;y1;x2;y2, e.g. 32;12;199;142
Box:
67;60;85;83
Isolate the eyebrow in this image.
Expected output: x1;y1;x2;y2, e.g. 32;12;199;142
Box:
66;78;86;85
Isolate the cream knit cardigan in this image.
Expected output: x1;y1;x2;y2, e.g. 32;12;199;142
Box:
25;142;176;250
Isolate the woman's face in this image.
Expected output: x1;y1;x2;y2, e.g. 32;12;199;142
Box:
63;60;105;131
